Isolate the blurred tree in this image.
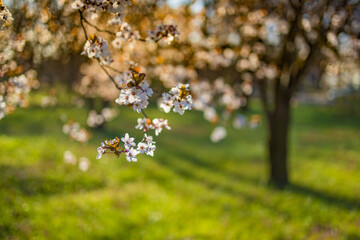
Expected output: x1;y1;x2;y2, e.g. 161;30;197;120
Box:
192;0;360;186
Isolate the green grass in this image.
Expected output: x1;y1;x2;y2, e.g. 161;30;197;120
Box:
0;100;360;240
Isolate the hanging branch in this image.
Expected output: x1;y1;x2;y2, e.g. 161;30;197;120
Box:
78;10;151;120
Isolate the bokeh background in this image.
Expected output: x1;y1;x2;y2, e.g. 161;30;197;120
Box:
0;0;360;239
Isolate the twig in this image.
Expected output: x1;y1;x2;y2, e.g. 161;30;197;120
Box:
99;64;121;90
78;10;88;39
141;109;149;119
104;65;124;74
81;14;116;37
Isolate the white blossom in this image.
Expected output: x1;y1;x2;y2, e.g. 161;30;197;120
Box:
137;142;148;154
71;0;84;10
159;83;193;115
125;148;139;162
96;142;106;159
82;35;113;66
121;133;136;149
147;24;180;44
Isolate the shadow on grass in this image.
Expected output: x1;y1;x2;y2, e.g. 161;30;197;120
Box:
156;143;360;212
0;164;105;196
286;183;360;211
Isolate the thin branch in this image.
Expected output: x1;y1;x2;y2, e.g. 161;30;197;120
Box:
0;76;10;83
104;65;124;74
78;10;88;39
78;10;120;90
99;64;121;90
81;14;116;37
141;109;149;119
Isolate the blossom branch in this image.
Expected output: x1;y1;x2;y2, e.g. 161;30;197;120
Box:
80;12;116;37
99;64;121;90
77;10;150;120
78;10;88;39
104;65;124;74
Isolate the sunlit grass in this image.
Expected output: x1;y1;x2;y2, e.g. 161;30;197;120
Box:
0;100;359;239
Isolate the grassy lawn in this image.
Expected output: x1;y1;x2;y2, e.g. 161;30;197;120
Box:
0;99;359;240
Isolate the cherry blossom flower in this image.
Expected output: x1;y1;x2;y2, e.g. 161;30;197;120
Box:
82;35;113;65
160;83;193;115
147;24;180;44
144;134;155;144
152;118;171;136
116;71;132;86
97;142;106;159
72;0;131;19
125;148;139;162
121;133;136;149
115;22;140;41
115;72;153;113
145;143;156;157
137;142;148;154
71;0;84;10
112;38;122;49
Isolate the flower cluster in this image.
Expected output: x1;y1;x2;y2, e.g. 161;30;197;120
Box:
96;133;156;162
136;118;171;136
113;22;140;46
115;72;153;113
160;83;193;115
82;35;113;65
0;4;13;31
147;24;180;44
71;2;189;161
71;0;131;14
0;72;38;120
115;70;133;86
72;0;132;24
62;120;91;143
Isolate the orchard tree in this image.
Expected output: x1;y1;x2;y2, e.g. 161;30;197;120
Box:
180;0;360;187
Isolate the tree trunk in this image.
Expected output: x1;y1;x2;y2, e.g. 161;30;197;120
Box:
267;94;290;187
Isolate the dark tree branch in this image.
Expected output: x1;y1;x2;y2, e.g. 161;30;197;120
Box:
99;64;121;90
